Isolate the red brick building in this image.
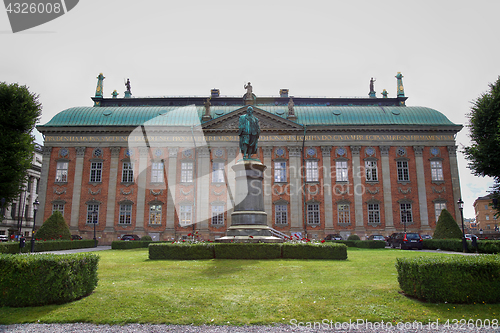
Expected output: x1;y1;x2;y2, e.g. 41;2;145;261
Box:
36;74;463;243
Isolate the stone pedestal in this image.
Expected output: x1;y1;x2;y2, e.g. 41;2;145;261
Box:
218;159;281;243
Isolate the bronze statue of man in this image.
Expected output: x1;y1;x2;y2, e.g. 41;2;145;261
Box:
238;106;260;159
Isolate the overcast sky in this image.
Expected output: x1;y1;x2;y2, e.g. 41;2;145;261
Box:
2;0;499;218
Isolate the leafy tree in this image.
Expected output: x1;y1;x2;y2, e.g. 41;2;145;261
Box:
34;211;71;240
463;76;500;212
0;82;42;210
433;209;463;239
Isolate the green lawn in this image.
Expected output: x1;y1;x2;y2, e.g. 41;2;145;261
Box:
1;248;499;325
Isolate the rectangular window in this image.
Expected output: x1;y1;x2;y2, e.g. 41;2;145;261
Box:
336;160;348;182
365;160;378;181
181;162;193;183
55;162;68;182
119;204;132;224
90;162;102;182
149;205;162;225
274;162;287;182
179;205;192;226
211;205;224;225
52;204;64;216
212;162;225;183
400;203;412;224
307;203;320;224
275;205;288;224
368;203;380;224
122;162;134;183
86;204;99;224
306;160;318;182
434;202;446;222
338;204;350;224
151;162;164;183
486;215;490;220
397;161;409;182
431;160;444;181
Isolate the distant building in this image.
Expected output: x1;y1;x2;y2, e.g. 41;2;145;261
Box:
36;74;463;244
473;194;499;232
0;144;42;238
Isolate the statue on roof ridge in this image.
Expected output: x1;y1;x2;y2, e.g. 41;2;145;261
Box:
244;82;253;100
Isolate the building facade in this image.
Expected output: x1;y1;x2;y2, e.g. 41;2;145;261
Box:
36;74;463;244
0;144;42;239
473;194;499;232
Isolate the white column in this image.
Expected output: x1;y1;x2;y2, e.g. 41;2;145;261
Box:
70;147;86;229
105;147;121;231
380;146;395;232
414;146;429;230
321;146;334;233
135;147;149;232
351;146;364;232
166;148;178;234
448;145;462;221
36;147;52;226
262;146;273;226
197;147;211;232
288;146;303;233
226;147;238;226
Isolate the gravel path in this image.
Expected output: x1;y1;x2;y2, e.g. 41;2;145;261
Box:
1;323;500;333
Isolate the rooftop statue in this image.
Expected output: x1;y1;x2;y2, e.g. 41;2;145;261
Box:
204;98;211;116
244;82;253;100
370;77;376;93
238;106;260;159
125;78;131;94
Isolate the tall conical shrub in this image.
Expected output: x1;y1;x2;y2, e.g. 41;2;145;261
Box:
35;211;71;240
433;209;463;239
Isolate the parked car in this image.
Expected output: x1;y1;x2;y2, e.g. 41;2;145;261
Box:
367;234;385;241
421;234;432;240
71;234;82;240
465;234;478;241
121;234;141;241
388;232;423;250
324;234;342;241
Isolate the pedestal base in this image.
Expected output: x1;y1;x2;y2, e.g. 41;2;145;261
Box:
217;225;282;243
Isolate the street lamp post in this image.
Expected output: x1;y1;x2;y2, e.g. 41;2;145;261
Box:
30;199;39;253
457;198;467;253
92;208;98;248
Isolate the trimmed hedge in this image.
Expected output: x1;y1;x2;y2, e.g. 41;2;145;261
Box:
396;256;500;303
149;242;347;260
282;243;347;259
149;243;215;260
214;243;282;259
0;240;97;254
354;240;386;249
0;253;99;307
423;239;500;254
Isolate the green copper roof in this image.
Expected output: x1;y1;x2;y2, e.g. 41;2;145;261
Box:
38;105;459;128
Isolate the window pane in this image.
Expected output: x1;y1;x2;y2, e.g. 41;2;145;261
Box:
431;160;444;181
87;204;99;224
397;161;409;181
368;203;380;224
149;204;162;224
365;161;377;181
307;204;320;224
336;161;348;182
90;162;102;182
274;162;287;182
275;204;287;224
338;204;350;224
122;162;134;183
212;162;225;183
211;205;224;225
119;204;132;224
181;163;193;183
180;205;192;226
306;161;318;182
151;162;164;182
56;162;68;182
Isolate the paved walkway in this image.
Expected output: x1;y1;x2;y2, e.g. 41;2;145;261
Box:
36;245;111;254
